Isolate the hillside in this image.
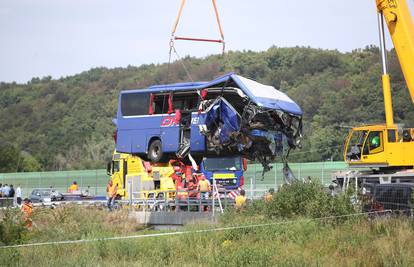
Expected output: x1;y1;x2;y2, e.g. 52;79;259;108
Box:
0;46;412;172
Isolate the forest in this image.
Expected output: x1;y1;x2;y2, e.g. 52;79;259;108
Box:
0;46;412;172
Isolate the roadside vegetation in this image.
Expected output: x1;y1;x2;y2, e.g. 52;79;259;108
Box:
1;181;414;266
1;46;413;171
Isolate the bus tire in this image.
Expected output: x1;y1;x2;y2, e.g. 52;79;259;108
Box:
148;139;163;162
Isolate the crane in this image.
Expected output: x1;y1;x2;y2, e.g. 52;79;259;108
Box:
337;0;414;186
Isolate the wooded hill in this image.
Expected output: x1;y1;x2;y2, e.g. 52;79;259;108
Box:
0;46;412;172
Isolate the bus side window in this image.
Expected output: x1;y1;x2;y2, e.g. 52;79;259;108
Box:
173;92;199;111
153;94;168;114
121;92;149;116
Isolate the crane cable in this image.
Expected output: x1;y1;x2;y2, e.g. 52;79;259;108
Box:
167;0;226;83
168;40;194;82
170;0;226;54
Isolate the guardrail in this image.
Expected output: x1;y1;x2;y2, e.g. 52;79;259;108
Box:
127;191;234;212
0;187;271;213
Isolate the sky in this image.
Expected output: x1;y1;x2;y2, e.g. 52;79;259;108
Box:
1;0;414;83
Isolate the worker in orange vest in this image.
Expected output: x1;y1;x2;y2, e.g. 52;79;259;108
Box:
107;181;118;211
196;173;211;212
106;180;113;197
264;188;275;203
197;173;211;198
21;198;33;229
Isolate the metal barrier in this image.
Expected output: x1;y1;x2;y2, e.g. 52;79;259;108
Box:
0;161;348;199
127;190;237;212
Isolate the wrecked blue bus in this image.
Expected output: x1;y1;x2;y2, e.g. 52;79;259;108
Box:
114;73;303;169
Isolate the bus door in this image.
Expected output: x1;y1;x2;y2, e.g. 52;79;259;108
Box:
171;91;200;157
190;111;206;152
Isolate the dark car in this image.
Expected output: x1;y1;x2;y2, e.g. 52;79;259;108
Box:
362;183;413;215
29;188;64;203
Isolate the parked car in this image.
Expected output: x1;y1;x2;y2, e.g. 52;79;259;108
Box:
29;188;64;203
362;183;413;216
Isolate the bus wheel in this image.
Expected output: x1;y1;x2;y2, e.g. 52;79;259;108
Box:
148;139;163;162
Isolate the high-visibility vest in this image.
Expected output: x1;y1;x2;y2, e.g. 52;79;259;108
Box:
109;185;118;197
68;184;78;192
235;195;246;208
22;203;33;217
198;180;210;192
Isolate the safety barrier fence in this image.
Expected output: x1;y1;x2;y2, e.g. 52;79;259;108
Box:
0;186;271;211
0;162;348;198
122;188;270;213
1;185;412;218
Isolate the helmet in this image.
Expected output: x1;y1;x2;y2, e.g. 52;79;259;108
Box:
371;136;380;147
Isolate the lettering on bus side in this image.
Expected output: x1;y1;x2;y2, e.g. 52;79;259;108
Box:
191;117;200;125
161;117;179;127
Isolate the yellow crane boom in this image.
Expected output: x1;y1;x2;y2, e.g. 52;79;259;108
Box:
377;0;414;105
343;0;414;171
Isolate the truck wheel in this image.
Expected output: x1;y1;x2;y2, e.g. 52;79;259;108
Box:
148;139;163;162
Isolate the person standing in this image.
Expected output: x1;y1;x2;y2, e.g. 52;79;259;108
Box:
106;180;113;198
106;180;112;209
196;173;211;212
21;198;33;229
107;181;118;211
8;184;15;198
197;174;211;199
15;185;22;206
3;184;10;197
264;188;274;203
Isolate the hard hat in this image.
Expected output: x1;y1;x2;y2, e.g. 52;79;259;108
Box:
371;136;380;147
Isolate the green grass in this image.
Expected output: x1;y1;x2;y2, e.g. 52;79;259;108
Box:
1;207;414;266
1;181;414;266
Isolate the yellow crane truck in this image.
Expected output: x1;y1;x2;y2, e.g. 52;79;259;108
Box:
335;0;414;186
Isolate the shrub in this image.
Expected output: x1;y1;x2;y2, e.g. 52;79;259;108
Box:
0;209;28;245
265;181;355;219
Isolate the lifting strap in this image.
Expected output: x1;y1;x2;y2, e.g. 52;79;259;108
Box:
170;0;226;54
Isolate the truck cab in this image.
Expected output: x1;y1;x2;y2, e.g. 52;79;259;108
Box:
199;156;246;190
107;151;176;199
344;125;414;168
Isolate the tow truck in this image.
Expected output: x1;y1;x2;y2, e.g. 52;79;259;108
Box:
107;151;176;199
106;151;245;200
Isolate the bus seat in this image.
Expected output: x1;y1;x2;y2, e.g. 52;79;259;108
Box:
148;93;154;115
175;109;181;123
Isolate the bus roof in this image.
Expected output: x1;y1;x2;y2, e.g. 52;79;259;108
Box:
120;72;302;116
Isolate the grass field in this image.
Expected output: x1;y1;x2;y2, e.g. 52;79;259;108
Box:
0;162;347;197
1;202;413;266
